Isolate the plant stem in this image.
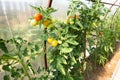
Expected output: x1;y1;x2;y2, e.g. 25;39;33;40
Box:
17;51;32;80
18;59;32;80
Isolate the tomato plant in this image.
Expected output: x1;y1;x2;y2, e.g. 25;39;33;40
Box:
0;0;118;80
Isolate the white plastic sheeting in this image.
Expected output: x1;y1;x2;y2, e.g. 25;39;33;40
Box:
0;0;120;39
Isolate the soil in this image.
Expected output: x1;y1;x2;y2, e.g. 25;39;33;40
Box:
85;42;120;80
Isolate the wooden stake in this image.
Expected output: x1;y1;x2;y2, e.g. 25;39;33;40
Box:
44;0;53;70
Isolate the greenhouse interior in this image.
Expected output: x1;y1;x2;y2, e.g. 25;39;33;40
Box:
0;0;120;80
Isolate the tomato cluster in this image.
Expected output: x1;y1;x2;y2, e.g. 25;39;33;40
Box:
29;13;55;28
29;13;42;26
43;19;53;28
65;15;79;25
47;38;58;47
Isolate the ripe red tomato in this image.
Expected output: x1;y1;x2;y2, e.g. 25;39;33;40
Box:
34;13;42;21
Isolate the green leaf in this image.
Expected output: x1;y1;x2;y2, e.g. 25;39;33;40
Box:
23;48;28;56
30;5;43;13
31;49;34;53
61;43;69;47
2;65;10;71
57;57;67;65
67;11;70;16
71;56;77;65
11;69;19;78
37;67;42;74
0;39;8;53
57;63;66;75
41;33;48;41
46;8;57;14
27;61;35;74
35;45;39;51
77;22;84;29
66;73;74;80
61;48;73;53
4;75;10;80
66;39;79;45
104;46;108;52
109;46;113;53
70;25;80;31
1;54;17;60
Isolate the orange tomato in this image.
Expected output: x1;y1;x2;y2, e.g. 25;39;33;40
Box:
68;15;79;19
76;15;79;19
34;13;42;21
43;19;51;28
69;15;74;18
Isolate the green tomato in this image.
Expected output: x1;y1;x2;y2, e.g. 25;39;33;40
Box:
30;19;38;26
64;19;69;24
70;21;74;25
48;24;54;28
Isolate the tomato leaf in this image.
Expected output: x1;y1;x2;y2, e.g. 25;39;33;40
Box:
23;48;28;56
2;65;10;72
66;39;79;45
1;54;17;60
57;57;67;65
57;63;66;75
4;75;10;80
35;45;39;51
61;48;73;53
0;39;8;53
